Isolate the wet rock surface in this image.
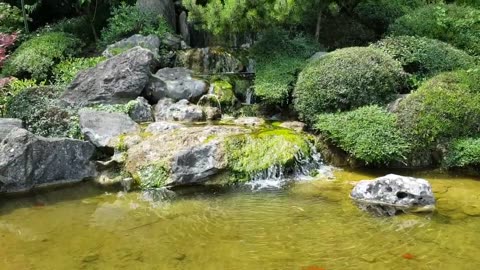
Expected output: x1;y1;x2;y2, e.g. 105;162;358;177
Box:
0;128;96;193
154;99;205;122
153;68;207;102
62;47;157;106
350;174;436;216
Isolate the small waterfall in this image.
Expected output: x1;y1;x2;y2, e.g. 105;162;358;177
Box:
208;84;215;94
245;87;254;104
246;143;333;191
247;58;255;73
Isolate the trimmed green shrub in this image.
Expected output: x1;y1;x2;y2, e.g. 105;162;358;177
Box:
49;16;94;42
100;3;171;47
444;138;480;168
5;86;81;139
53;56;106;85
372;36;478;83
0;78;45;115
389;4;480;56
2;32;83;80
354;0;425;35
251;30;319;105
0;3;23;33
294;47;406;123
396;69;480;151
315;105;410;164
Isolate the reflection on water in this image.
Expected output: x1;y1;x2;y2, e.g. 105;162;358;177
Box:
1;169;480;270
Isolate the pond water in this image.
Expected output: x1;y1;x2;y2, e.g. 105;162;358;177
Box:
1;169;480;270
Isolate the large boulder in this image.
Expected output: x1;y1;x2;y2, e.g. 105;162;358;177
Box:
176;47;243;74
0;128;96;193
154;98;205;122
153;67;207;102
350;174;436;216
102;34;160;58
79;109;140;148
129;97;154;123
0;118;23;141
62;47;157;107
136;0;176;31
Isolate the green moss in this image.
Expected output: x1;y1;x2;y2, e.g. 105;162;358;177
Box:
224;129;312;181
115;134;128;152
135;162;171;189
213;80;236;108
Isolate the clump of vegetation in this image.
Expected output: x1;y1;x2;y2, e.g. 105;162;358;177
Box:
389;4;480;56
294;47;406;123
88;100;138;115
134;163;170;189
225;129;312;181
396;69;480;152
315;105;410;164
2;32;83;80
0;3;23;33
0;78;45;115
53;56;106;85
5;86;81;139
0;32;18;68
48;16;95;42
100;3;171;47
444;138;480;168
372;36;478;84
251;30;319;106
212;80;236;109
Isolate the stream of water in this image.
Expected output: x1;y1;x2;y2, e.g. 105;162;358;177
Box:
1;169;480;270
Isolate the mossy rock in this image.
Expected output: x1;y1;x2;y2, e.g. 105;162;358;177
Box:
133;162;170;189
225;129;313;181
213;80;237;108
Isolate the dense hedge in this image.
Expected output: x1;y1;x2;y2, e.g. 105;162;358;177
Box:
315;105;410;164
2;32;83;80
372;36;478;82
389;4;480;56
444;138;480;168
294;47;406;123
396;69;480;151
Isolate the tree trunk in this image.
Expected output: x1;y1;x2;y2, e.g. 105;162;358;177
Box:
21;0;29;33
315;10;323;42
85;4;99;43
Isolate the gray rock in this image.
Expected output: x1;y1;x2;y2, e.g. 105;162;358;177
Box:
233;117;265;127
79;109;140;148
155;67;207;102
129;97;154;123
136;0;176;31
145;121;184;133
279;121;305;132
176;47;243;74
160;32;182;50
309;51;328;62
103;34;160;58
203;107;222;121
169;141;226;186
179;11;190;46
0;118;22;141
62;47;157;107
350;174;436;216
143;75;167;103
0;128;96;193
154;99;205;122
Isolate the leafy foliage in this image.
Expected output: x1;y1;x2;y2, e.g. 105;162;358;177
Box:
389;4;480;56
372;35;478;84
48;16;95;42
0;32;18;68
0;3;24;33
444;138;480;168
100;3;171;47
294;47;406;123
53;56;105;85
315;105;410;164
396;69;480;151
5;86;81;139
251;30;319;105
0;78;45;115
1;32;83;80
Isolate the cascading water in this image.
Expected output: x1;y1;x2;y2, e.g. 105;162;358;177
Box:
245;87;254;104
246;143;334;191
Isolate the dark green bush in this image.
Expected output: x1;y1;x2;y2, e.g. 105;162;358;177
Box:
397;69;480;151
0;3;23;32
48;16;94;42
251;30;319;105
355;0;425;35
0;78;45;115
5;86;81;139
53;56;106;85
315;105;410;164
444;138;480;168
294;47;406;123
100;3;171;47
1;32;83;81
389;4;480;56
372;36;478;83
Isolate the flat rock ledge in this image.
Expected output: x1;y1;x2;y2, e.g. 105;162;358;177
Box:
350;174;436;216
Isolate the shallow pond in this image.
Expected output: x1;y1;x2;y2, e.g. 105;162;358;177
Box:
1;169;480;270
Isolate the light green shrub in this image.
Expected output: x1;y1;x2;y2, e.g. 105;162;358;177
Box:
53;57;105;85
0;3;23;32
444;138;480;168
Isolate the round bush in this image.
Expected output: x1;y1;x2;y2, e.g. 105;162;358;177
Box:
372;36;478;80
294;47;406;123
397;69;480;150
444;137;480;168
2;32;83;80
389;4;480;56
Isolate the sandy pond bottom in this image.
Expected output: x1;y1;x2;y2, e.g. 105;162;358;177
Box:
1;169;480;270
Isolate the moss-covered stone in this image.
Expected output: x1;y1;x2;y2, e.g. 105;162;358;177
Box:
213;80;236;108
224;129;313;181
134;162;170;189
